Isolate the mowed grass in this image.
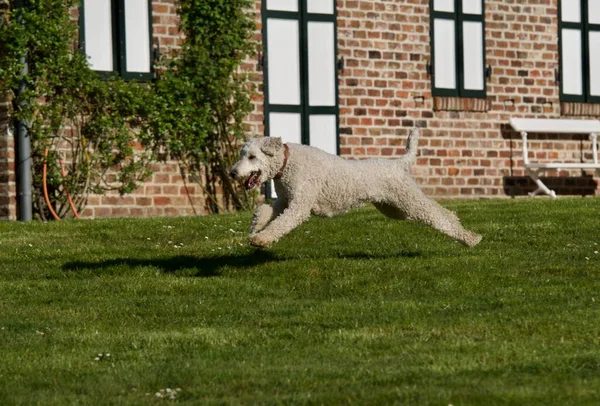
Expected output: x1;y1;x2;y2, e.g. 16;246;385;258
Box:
1;198;600;405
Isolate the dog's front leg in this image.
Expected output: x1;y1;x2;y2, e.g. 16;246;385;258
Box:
249;200;311;248
250;199;286;234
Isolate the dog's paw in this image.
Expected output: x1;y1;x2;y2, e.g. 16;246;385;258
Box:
249;233;274;249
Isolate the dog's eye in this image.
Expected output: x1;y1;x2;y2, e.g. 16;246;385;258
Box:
248;155;256;160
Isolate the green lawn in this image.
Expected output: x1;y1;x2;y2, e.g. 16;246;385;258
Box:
1;198;600;405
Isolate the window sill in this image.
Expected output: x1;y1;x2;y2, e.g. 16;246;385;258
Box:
433;96;489;112
560;102;600;117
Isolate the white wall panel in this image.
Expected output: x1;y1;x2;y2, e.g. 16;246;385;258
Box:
589;31;600;96
434;19;456;90
269;113;302;144
309;115;336;155
561;0;581;22
124;0;151;73
266;0;298;12
562;28;583;95
463;22;484;91
308;22;336;107
433;0;454;12
267;19;301;105
83;0;113;71
462;0;482;15
269;112;301;198
307;0;334;14
589;0;600;24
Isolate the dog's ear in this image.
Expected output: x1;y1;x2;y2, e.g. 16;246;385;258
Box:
260;137;283;157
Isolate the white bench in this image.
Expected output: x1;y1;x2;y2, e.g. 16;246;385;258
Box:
509;118;600;198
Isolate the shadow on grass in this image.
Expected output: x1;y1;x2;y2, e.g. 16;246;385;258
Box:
62;250;279;277
61;248;422;277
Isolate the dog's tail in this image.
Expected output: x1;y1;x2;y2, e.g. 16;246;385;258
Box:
398;127;421;170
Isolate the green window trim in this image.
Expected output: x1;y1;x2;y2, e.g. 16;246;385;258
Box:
79;0;154;81
262;0;340;153
429;0;487;99
558;0;600;103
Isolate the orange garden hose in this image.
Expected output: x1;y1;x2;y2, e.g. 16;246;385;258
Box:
43;147;80;220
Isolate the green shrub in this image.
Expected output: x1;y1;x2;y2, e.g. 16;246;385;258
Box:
154;0;258;213
0;0;258;218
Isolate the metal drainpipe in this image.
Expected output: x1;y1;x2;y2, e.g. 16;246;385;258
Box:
15;0;32;221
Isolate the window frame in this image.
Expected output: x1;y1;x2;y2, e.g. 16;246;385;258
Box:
262;0;340;153
558;0;600;103
429;0;487;99
79;0;154;81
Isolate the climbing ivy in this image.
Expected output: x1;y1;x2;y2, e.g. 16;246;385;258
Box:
0;0;160;219
154;0;258;213
0;0;257;219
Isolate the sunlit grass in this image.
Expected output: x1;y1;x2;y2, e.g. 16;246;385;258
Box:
1;198;600;404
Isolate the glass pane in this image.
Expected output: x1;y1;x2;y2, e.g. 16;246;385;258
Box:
589;0;600;24
433;19;456;90
589;31;600;96
267;19;301;105
433;0;454;13
463;21;484;91
83;0;113;71
269;113;301;143
307;0;334;14
309;115;337;155
269;112;301;199
561;0;581;23
308;22;336;107
462;0;482;15
561;28;583;95
266;0;298;12
124;0;151;73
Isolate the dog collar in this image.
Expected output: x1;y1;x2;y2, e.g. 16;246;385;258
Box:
274;144;289;180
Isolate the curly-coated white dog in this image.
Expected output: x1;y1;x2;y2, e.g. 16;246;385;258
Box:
229;128;482;249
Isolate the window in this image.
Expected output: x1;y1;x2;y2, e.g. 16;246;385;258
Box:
430;0;487;98
559;0;600;103
80;0;154;81
262;0;339;156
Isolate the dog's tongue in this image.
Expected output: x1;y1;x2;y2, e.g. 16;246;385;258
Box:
245;173;258;190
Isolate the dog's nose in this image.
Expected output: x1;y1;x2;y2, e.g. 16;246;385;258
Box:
229;170;237;180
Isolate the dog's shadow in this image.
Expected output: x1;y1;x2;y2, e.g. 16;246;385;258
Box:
62;250;280;277
61;248;421;277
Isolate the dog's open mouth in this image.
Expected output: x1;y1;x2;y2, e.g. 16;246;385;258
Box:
244;171;261;190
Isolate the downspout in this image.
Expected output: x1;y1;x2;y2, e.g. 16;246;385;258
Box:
15;0;32;221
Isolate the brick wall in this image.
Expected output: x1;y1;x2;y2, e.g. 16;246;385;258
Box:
333;0;599;197
1;0;598;221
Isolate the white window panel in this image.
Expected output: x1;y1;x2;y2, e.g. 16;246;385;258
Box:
589;31;600;96
433;0;454;13
463;21;484;91
267;19;301;105
561;0;581;23
83;0;113;71
307;0;334;14
269;112;301;198
462;0;482;15
309;115;337;155
269;113;302;143
124;0;151;73
561;28;583;95
308;22;336;107
434;19;456;90
589;0;600;24
266;0;298;12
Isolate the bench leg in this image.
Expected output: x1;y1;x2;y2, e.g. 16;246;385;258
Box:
527;169;557;198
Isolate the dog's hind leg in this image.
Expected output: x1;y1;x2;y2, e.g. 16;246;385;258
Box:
250;199;286;234
407;196;482;247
